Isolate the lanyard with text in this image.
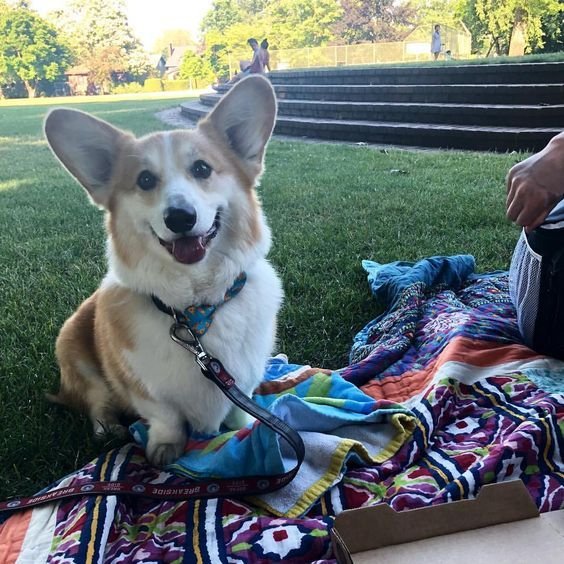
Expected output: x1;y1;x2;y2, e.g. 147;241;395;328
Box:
0;318;304;514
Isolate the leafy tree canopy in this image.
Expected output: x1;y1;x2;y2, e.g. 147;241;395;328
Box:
48;0;150;89
331;0;415;44
0;3;71;97
269;0;343;48
537;8;564;53
410;0;464;30
461;0;562;55
178;50;215;88
201;0;244;34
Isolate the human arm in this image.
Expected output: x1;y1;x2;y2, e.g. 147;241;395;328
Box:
506;131;564;231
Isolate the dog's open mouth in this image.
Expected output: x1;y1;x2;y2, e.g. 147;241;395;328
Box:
158;212;220;265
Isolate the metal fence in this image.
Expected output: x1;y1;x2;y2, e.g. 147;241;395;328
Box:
228;25;472;76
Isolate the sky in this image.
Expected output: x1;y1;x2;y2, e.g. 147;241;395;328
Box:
30;0;215;51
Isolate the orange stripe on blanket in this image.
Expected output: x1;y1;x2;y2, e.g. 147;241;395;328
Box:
0;510;33;563
361;337;541;403
255;367;332;395
439;337;542;368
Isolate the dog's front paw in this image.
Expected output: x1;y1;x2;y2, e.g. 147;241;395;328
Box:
93;420;128;440
146;441;185;467
146;423;186;467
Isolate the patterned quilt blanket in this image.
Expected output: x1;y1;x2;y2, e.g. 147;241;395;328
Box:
1;256;563;563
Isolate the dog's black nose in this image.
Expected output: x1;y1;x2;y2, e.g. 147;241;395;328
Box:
164;206;197;233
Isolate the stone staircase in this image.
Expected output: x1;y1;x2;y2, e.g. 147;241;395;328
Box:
180;62;564;152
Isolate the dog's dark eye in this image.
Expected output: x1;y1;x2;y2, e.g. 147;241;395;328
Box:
137;170;158;191
191;160;212;179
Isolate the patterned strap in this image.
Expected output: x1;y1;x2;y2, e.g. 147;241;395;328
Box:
0;356;305;514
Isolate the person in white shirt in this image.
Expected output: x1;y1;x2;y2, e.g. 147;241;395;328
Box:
431;24;442;61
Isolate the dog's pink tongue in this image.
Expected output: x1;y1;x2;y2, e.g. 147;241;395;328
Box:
173;236;206;264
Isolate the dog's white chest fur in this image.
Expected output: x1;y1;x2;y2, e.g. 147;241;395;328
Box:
119;259;282;434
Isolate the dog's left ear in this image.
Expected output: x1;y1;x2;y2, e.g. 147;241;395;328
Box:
202;75;277;165
44;108;127;209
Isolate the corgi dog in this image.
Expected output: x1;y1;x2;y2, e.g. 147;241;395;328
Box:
44;76;283;467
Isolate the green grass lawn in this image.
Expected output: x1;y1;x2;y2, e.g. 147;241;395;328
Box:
0;95;523;500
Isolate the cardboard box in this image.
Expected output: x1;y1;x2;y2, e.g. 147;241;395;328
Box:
331;480;564;563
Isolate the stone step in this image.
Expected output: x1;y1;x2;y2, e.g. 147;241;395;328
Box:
268;61;564;86
268;83;564;105
180;100;560;152
213;82;564;104
199;94;564;127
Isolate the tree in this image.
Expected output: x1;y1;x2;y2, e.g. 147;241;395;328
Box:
410;0;464;30
461;0;562;55
82;45;124;93
269;0;343;48
153;29;195;57
237;0;270;15
331;0;415;44
0;4;71;97
537;9;564;53
178;50;215;88
50;0;150;90
201;0;243;34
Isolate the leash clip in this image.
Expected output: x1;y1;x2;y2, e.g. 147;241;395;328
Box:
169;321;214;375
170;321;204;357
195;351;212;372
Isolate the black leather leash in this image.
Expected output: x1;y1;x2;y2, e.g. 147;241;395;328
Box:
0;302;304;514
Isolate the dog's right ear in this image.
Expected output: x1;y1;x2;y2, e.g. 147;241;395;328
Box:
44;108;126;208
201;75;276;167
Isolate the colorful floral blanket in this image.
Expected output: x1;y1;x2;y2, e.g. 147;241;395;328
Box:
1;256;563;563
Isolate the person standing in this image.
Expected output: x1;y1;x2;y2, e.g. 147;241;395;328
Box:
431;24;442;61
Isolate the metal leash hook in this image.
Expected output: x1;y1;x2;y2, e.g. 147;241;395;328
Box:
169;321;213;373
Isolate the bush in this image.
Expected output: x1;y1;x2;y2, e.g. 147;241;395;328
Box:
111;82;146;94
164;79;191;91
110;78;198;95
144;78;164;92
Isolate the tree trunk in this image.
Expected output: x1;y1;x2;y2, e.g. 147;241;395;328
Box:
486;39;495;57
509;8;527;57
23;80;36;98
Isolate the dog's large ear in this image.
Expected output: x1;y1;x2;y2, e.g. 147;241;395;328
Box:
44;108;126;208
202;75;277;164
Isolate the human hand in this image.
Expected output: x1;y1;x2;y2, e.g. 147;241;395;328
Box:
506;132;564;232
